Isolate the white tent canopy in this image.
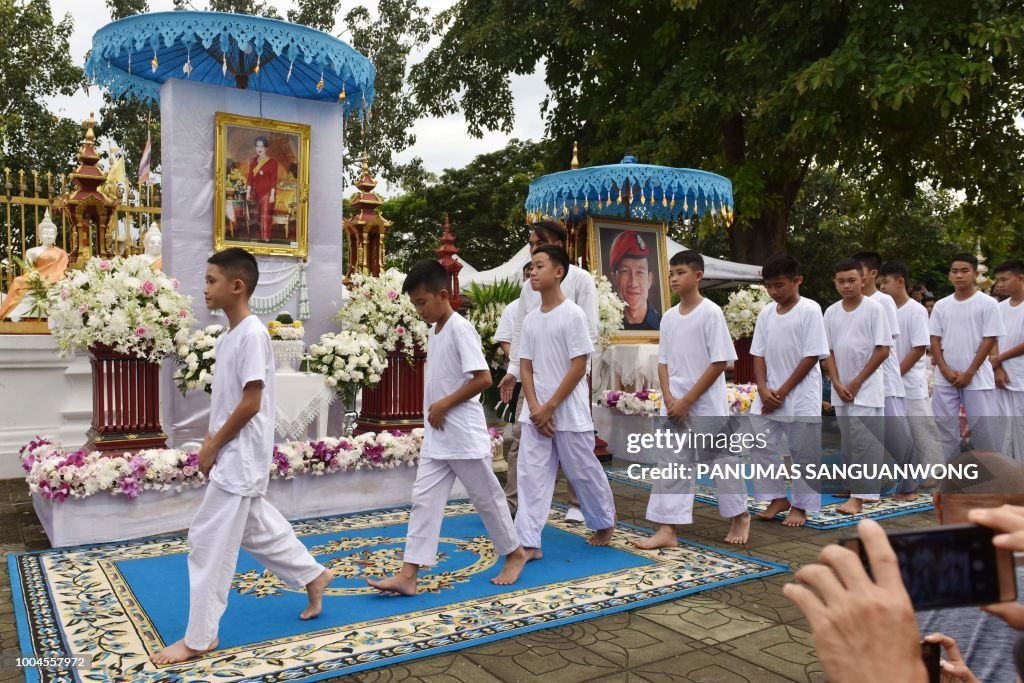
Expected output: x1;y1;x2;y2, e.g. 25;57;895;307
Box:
459;239;760;288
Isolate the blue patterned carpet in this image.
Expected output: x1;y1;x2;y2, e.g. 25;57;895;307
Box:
9;501;787;683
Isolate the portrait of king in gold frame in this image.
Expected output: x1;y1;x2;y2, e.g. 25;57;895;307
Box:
214;113;310;258
590;217;670;343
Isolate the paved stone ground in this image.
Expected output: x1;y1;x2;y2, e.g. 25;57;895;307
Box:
0;473;938;683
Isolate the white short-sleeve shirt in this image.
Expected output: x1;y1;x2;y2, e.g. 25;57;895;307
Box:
519;299;594;432
930;291;1005;390
493;298;518;345
895;299;931;400
870;291;906;398
824;296;892;409
657;299;737;416
209;314;276;497
421;312;493;459
749;297;830;418
999;298;1024;392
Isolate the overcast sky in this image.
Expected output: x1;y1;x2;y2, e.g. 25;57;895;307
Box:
48;0;549;195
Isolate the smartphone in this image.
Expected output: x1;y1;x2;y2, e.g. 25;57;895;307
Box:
921;641;940;683
840;523;1017;610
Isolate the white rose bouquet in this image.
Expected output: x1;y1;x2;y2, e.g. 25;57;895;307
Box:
47;255;196;362
722;285;773;341
335;269;429;358
595;274;625;348
172;324;225;395
308;330;388;404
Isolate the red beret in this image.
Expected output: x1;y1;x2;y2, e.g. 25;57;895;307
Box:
609;231;651;271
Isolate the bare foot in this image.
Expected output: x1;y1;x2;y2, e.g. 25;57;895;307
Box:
892;491;918;502
492;547;528;585
782;507;808;527
836;497;864;515
367;573;418;596
150;638;218;665
755;498;791;521
300;568;334;620
588;527;614;546
632;524;678;550
523;547;544;562
724;512;751;544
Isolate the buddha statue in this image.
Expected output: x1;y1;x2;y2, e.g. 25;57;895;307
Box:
140;223;162;271
0;210;70;321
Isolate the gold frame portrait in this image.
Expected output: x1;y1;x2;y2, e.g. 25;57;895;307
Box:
588;216;671;344
214;113;310;258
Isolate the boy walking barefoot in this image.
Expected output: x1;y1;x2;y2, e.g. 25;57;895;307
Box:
516;245;617;554
368;260;527;595
824;259;893;516
632;250;749;548
748;254;829;528
152;248;333;665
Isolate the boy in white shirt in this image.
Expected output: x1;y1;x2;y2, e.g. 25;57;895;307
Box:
499;223;599;522
152;248;333;665
515;245;617;555
992;259;1024;463
494;262;530;503
878;261;945;471
748;254;830;528
369;260;527;595
824;258;894;515
930;253;1006;460
854;251;918;499
632;250;750;548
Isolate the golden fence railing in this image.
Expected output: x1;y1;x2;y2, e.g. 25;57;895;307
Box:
0;167;161;334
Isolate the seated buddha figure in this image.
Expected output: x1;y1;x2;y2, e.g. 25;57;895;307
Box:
0;210;70;321
140;223;162;271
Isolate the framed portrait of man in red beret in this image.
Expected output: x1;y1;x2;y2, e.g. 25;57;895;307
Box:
214;113;310;258
588;217;670;343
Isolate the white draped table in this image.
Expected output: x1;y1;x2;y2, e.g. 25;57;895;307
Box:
274;370;336;440
594;344;661;392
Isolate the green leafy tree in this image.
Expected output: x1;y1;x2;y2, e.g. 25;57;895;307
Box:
411;0;1024;264
343;0;432;189
0;0;84;173
381;139;553;272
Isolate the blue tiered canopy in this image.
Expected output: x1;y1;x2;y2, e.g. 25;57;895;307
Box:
525;155;734;224
85;11;376;115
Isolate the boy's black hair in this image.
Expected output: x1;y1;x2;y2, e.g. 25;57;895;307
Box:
993;259;1024;276
532;220;567;245
669;249;704;271
879;260;910;287
533;244;570;281
208;247;259;295
833;258;863;276
761;253;801;280
923;294;936;303
950;253;979;270
522;261;533;272
402;259;451;295
853;251;883;273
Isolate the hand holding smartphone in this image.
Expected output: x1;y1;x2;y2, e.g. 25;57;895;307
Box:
840;523;1017;610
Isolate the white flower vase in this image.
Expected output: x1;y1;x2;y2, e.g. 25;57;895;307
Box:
341;389;360;437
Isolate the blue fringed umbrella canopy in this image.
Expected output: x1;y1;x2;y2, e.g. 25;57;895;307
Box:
85;11;375;115
525;155;734;225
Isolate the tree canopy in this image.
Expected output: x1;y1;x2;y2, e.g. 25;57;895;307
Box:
0;0;84;174
411;0;1024;264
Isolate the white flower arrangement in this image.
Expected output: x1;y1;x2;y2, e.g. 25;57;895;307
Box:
722;285;773;341
172;324;225;395
46;255;196;362
308;330;388;403
335;269;429;357
268;319;305;340
595;389;662;417
20;428;503;502
595;274;626;348
467;301;507;372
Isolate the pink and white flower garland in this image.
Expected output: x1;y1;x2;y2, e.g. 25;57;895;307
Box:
21;428;504;503
595;389;662;417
